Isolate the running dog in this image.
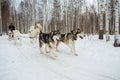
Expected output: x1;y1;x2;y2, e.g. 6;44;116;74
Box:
29;24;42;43
56;29;85;56
39;30;60;59
13;30;22;45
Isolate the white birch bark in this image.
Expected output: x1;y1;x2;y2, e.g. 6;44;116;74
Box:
114;0;120;46
31;0;35;26
65;0;69;33
43;0;47;33
105;0;110;41
99;0;104;39
45;0;48;33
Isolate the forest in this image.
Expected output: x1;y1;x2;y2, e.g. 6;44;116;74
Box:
0;1;120;79
0;0;120;46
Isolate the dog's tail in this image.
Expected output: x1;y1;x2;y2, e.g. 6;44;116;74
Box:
36;23;42;32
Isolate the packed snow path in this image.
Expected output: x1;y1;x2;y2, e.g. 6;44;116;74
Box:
0;35;120;80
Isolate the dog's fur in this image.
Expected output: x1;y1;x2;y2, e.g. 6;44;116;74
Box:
8;30;12;40
39;30;60;59
56;29;85;56
29;24;42;43
13;30;22;45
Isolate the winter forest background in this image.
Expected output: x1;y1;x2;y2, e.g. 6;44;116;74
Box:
0;0;120;45
0;0;120;80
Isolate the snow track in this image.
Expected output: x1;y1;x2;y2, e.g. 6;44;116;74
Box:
0;35;120;80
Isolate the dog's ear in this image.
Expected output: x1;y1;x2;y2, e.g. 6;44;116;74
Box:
77;28;81;33
71;30;73;33
50;31;54;36
56;30;60;34
71;30;76;34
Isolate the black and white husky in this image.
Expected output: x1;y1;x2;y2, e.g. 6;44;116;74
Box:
56;29;85;56
39;30;60;59
8;30;22;45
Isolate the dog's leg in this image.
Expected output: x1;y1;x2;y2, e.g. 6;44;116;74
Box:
72;41;78;56
51;42;58;57
67;40;78;56
45;44;50;53
39;41;44;54
14;38;16;45
39;47;43;54
19;37;22;45
48;43;57;59
56;41;60;52
49;48;57;59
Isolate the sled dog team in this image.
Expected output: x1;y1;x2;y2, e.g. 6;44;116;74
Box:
8;23;85;59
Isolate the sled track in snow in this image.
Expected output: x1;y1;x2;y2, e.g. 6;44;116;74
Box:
54;60;120;80
15;45;73;80
15;44;119;80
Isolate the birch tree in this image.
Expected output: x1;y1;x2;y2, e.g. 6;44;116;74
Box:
99;0;104;39
114;0;120;47
53;0;60;31
65;0;69;33
31;0;35;26
42;0;48;32
105;0;110;41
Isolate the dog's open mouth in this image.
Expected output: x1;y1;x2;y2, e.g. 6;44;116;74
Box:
80;36;83;39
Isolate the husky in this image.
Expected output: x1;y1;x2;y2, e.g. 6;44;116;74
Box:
56;28;85;56
13;30;22;45
29;24;42;43
39;30;60;59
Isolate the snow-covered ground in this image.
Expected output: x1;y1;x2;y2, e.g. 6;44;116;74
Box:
0;34;120;80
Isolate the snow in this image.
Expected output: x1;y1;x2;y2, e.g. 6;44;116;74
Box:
0;34;120;80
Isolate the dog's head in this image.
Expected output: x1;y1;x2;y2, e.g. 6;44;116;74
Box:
36;23;42;31
51;30;60;41
71;29;78;40
71;28;85;40
76;28;85;39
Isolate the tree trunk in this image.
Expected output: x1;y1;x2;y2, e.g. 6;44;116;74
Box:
31;0;35;27
0;1;2;36
105;0;110;41
99;0;104;39
114;0;120;47
65;0;69;33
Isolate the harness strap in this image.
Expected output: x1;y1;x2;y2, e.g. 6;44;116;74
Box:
20;36;38;39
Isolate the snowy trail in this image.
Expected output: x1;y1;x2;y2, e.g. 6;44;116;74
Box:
0;35;120;80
